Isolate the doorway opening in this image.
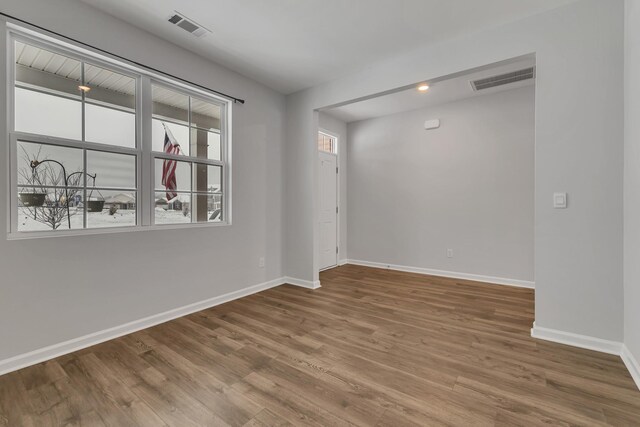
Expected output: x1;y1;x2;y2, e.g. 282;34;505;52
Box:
316;54;535;288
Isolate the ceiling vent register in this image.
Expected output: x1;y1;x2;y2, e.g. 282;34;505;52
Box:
167;12;211;38
471;67;535;91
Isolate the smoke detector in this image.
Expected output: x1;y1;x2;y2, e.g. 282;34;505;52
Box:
167;12;211;38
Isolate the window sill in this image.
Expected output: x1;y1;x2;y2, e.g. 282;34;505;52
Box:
7;221;231;241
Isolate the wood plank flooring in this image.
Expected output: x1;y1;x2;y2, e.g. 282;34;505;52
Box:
1;264;639;426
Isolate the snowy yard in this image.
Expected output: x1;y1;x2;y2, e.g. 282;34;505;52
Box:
17;207;218;231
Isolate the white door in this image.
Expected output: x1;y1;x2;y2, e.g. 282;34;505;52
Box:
319;151;338;270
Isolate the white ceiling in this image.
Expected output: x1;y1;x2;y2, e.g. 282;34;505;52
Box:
324;56;535;123
79;0;576;94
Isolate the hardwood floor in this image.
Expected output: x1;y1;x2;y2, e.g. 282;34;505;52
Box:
1;264;639;426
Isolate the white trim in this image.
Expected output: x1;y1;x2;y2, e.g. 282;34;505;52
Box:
530;324;640;390
317;127;341;272
0;277;286;376
6;216;231;241
318;147;339;270
530;322;622;355
345;259;535;289
621;344;640;391
284;276;322;289
338;259;349;266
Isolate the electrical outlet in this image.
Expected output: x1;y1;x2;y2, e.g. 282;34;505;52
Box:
258;257;265;268
447;249;453;258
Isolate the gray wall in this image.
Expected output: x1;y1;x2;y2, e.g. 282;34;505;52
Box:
318;112;348;263
284;0;624;342
0;0;285;361
347;86;534;282
0;0;631;367
624;0;640;367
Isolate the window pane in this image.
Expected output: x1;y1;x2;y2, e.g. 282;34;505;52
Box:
152;119;188;154
84;64;136;147
15;41;82;95
86;190;136;228
154;192;191;224
193;164;222;193
190;128;221;160
15;88;82;140
152;85;189;154
15;41;82;139
85;104;135;148
318;133;337;154
154;158;191;193
17;186;82;231
193;193;223;223
191;97;221;131
87;150;136;189
84;64;135;107
152;85;188;123
17;142;83;187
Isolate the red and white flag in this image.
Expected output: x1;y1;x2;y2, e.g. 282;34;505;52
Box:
162;124;181;201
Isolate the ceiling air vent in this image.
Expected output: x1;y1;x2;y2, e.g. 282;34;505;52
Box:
167;12;211;38
471;67;535;91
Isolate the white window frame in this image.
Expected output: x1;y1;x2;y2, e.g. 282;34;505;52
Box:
149;79;229;226
6;24;232;239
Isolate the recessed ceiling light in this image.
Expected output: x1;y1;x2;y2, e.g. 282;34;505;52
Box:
78;85;91;93
418;84;430;92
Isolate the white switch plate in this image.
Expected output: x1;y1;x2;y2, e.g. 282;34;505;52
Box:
447;249;453;258
258;257;265;268
553;192;567;209
424;119;440;130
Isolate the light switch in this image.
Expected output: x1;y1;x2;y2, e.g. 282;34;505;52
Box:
553;192;567;209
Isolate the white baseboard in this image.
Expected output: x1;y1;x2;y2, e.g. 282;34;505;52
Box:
621;344;640;391
530;322;623;355
338;259;349;266
530;324;640;390
283;276;322;289
345;259;535;289
0;277;287;377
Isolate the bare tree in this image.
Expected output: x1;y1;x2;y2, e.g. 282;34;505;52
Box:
18;145;81;230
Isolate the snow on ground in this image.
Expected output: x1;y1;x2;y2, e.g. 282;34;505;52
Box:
17;207;217;231
154;207;191;225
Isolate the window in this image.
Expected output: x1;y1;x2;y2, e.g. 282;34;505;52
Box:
318;131;337;154
151;84;225;224
9;31;231;236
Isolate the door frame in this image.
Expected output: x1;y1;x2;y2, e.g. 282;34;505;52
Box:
318;128;340;271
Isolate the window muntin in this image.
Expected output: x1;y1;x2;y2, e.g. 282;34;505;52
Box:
8;31;231;236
